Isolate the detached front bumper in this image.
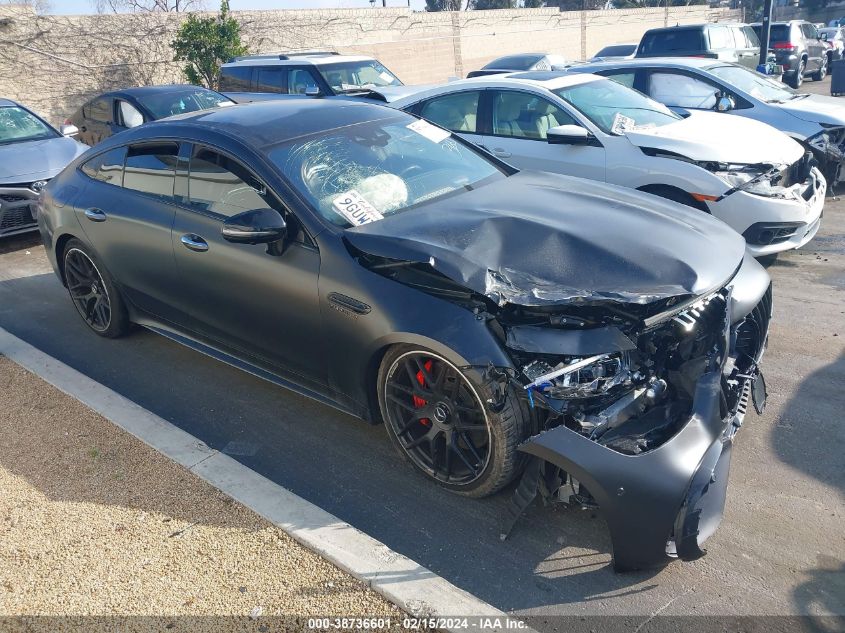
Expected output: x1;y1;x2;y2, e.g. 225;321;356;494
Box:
515;275;772;572
712;167;825;257
520;369;751;571
0;184;41;238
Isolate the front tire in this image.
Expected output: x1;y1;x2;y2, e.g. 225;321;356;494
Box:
377;345;528;498
62;238;130;338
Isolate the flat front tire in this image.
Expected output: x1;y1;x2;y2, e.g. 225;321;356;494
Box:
62;238;130;339
377;345;528;498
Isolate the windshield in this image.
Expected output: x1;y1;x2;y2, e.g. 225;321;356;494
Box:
267;116;504;228
0;106;59;145
317;61;403;93
136;89;233;120
708;64;797;103
553;79;680;134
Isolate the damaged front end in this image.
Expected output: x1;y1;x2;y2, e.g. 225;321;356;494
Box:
500;276;772;572
807;126;845;187
342;170;771;571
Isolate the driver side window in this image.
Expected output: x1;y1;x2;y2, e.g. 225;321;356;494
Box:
647;72;718;110
187;146;309;244
491;91;577;140
187;147;269;217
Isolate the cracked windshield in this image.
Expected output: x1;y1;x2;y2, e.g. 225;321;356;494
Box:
268;116;504;227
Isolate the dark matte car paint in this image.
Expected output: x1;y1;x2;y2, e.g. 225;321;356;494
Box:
38;99;772;571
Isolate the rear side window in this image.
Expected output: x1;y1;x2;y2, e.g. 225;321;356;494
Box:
255;68;288;93
639;28;705;54
123;143;179;200
187;147;267;217
87;98;111;123
81;146;126;185
419;91;480;134
707;26;735;50
219;66;252;91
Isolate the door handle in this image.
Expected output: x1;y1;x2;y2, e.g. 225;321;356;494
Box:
84;208;107;222
180;234;209;252
80;125;87;132
492;148;512;158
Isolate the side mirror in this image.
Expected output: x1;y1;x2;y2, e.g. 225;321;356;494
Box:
821;32;829;40
715;92;734;113
305;86;322;97
547;124;593;145
60;124;79;137
222;208;287;246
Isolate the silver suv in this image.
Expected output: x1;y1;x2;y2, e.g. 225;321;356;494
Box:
219;51;405;102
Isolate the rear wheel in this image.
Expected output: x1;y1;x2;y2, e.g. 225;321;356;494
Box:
62;239;129;338
812;56;827;81
377;345;528;498
787;60;805;88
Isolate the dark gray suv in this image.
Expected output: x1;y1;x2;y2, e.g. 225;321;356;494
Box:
636;23;762;70
752;21;828;88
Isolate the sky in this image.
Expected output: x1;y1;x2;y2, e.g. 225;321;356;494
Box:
47;0;428;13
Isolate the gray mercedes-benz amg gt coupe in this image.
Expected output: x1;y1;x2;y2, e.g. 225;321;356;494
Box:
38;99;772;571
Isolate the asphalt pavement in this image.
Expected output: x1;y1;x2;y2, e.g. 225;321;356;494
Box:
0;126;843;628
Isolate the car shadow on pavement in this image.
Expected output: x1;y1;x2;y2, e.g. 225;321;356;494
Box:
0;233;41;255
0;272;669;614
774;352;845;622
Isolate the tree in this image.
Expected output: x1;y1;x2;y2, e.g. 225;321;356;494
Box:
171;0;246;89
92;0;204;12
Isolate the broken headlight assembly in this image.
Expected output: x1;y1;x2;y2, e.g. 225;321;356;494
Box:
708;162;791;198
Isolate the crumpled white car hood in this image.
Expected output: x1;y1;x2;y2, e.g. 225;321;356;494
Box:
623;110;804;165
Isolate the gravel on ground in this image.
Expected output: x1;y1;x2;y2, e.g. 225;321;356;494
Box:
0;356;404;631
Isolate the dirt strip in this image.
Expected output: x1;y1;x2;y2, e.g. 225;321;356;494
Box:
0;356;404;632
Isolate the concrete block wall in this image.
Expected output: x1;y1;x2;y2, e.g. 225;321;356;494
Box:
0;5;740;125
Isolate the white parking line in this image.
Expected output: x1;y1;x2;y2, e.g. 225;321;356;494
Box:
0;326;515;631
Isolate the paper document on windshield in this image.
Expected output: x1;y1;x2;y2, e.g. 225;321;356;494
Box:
333;190;384;226
407;119;451;144
611;113;637;134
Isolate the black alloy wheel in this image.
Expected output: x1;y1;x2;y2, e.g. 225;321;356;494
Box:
65;247;112;332
382;350;492;488
62;239;130;338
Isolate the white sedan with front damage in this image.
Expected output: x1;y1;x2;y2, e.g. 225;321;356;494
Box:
389;72;825;257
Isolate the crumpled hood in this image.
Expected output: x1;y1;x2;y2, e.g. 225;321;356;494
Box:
0;136;87;183
344;172;745;307
779;94;845;127
624;110;803;165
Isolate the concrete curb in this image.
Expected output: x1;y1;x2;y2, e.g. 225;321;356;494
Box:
0;326;518;631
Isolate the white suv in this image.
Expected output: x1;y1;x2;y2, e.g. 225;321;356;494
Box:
390;72;826;257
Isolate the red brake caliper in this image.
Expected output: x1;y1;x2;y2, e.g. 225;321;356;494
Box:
413;359;433;427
